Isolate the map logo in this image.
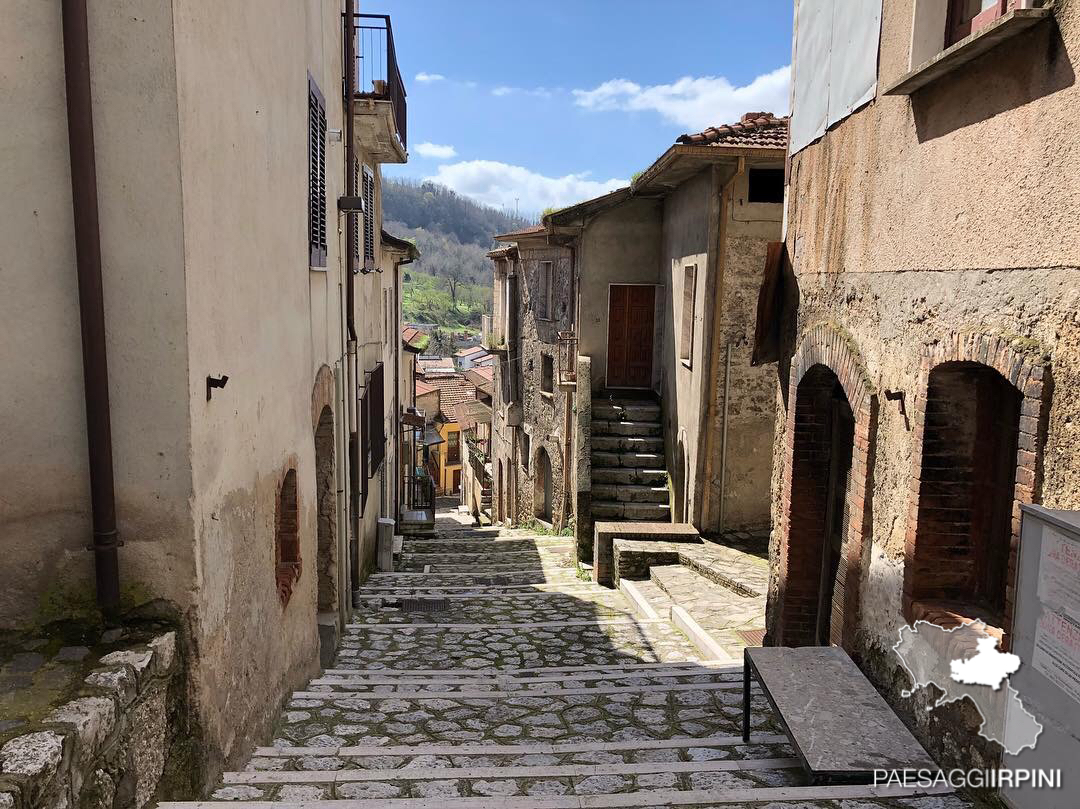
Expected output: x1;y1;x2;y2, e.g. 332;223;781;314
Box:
893;619;1043;754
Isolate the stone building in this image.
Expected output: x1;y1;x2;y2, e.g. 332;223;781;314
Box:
488;231;577;529
535;116;787;558
0;2;409;794
764;0;1080;770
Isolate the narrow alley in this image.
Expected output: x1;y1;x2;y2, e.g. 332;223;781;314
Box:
161;510;964;808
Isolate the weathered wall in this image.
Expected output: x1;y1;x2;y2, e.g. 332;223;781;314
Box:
576;200;662;390
702;167;783;531
172;0;347;777
658;170;713;527
513;244;574;526
770;0;1080;767
0;0;197;630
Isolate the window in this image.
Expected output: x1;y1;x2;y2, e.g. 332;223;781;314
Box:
680;264;696;364
537;261;553;320
447;430;460;465
541;354;554;394
520;431;530;472
748;168;785;204
274;469;301;606
308;75;327;267
362;165;376;271
947;0;1007;47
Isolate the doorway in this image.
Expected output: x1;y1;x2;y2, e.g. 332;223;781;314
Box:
607;284;655;388
535;447;553;522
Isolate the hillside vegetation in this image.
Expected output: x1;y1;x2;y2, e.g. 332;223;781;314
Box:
385;178;533;352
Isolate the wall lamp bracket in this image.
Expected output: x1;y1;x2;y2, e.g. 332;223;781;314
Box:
206;374;230;401
337;196;365;213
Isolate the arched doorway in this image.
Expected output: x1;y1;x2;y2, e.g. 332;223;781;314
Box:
908;362;1021;625
314;405;336;614
783;364;855;646
534;447;553;523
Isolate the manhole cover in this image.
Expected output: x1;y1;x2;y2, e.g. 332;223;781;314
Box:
400;598;450;613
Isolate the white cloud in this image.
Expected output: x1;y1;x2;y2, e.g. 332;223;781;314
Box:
425;160;627;214
414;142;458;159
572;66;790;132
492;85;554;99
415;72;445;83
492;85;514;97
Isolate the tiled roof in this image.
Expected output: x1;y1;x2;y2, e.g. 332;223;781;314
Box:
676;112;788;150
418;356;454;372
455;345;488;358
494;224;547;242
415;379;437;397
401;326;429;351
465;365;494;395
452;399;492;431
424;373;477;421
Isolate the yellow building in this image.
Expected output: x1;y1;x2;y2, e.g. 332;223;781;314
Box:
418;372;476;496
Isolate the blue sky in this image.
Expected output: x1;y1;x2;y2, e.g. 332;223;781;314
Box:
372;1;794;217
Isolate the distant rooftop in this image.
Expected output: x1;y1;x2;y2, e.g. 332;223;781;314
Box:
676;112;789;150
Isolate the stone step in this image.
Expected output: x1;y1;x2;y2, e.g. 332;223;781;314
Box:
591;435;665;454
590;467;667;486
591;401;661;423
313;664;739;689
591;450;664;469
591;501;671;521
591;483;669;504
619;578;675;621
590;418;662;437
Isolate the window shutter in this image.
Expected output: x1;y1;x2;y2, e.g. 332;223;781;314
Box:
350;158;360;267
362;166;376;270
308;75;327;267
360;386;369;509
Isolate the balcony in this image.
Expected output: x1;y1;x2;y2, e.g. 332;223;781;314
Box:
399;471;435;535
347;13;407;164
557;331;578;389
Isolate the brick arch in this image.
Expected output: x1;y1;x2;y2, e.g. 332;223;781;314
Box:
311;365;335;433
903;334;1049;650
772;324;876;649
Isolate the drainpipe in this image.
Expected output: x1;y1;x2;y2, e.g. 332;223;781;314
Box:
559;243;577;531
62;0;121;615
700;158;745;533
343;0;361;590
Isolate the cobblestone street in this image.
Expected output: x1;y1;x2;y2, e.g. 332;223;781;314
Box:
161;512;966;808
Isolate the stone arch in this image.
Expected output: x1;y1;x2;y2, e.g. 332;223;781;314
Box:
903;334;1048;650
314;405;337;613
772;324;875;649
275;467;301;607
311;364;335;433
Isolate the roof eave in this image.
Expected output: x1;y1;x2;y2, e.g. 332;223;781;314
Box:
630;144;786;196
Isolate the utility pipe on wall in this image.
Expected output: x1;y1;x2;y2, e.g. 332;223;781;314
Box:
344;0;362;590
62;0;121;615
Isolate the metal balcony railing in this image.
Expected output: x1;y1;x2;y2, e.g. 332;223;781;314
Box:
557;331;578;386
403;472;434;510
346;13;407;149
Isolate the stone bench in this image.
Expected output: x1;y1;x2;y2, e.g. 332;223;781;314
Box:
743;646;937;784
592;521;700;587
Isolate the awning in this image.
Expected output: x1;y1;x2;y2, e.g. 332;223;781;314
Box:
423;426;444;447
751;241;790;366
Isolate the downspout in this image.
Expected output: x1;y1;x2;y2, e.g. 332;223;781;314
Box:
559;243;576;530
699;157;744;532
344;1;361;592
62;0;120;615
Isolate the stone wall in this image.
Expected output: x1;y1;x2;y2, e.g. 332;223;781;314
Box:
0;632;189;809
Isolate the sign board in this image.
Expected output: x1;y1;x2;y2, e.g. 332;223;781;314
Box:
1003;505;1080;808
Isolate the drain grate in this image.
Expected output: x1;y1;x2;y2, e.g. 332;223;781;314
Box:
400;597;450;614
737;628;766;647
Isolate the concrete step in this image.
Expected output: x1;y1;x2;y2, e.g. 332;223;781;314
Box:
619;578;675;621
591;450;664;469
591;401;661;423
591;435;665;454
590;419;662;437
591;501;671;521
591;483;669;504
591;467;667;486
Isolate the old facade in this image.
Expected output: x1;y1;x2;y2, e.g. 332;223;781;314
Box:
0;2;409;794
489;232;577;529
766;0;1080;770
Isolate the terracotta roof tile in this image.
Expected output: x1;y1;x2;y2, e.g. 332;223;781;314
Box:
423;373;477;421
494;223;547;241
415;379;437;396
676;112;788;150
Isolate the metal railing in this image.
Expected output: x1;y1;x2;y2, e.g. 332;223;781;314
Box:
403;473;434;510
557;331;578;386
346;13;407;149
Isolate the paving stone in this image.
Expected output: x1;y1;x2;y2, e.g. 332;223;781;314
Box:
336;781;402;799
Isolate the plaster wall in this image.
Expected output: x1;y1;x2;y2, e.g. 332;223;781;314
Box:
0;1;196;629
771;0;1080;766
576;200;662;390
172;0;348;775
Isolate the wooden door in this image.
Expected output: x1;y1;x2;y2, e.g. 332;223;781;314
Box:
607;285;655;388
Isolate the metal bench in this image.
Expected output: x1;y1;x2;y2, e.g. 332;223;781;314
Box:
743;646;937;785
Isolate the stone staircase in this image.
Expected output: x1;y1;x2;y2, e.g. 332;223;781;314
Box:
590;395;670;522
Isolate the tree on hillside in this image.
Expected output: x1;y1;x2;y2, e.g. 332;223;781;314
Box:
443;263;466;308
